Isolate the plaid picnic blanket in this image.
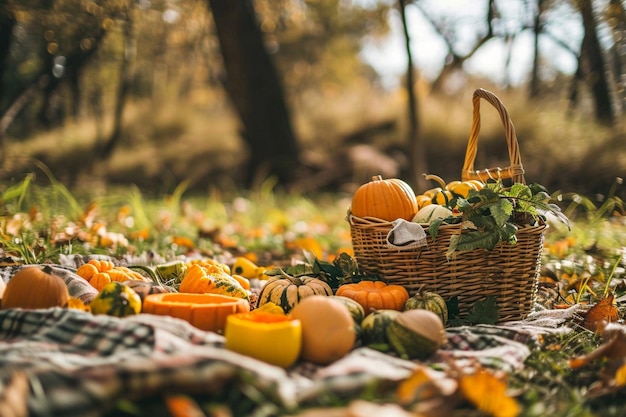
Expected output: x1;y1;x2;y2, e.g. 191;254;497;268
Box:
0;265;584;417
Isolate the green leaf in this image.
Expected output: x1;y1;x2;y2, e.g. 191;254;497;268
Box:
489;198;514;227
530;190;551;203
455;197;472;211
428;217;446;240
454;229;501;252
332;252;359;276
507;183;531;199
446;296;460;318
466;295;499;325
313;258;345;290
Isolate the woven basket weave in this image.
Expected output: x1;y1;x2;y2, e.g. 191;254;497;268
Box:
348;88;546;322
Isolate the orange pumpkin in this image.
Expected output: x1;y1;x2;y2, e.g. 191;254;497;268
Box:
350;175;418;221
76;259;115;281
89;272;112;291
142;293;250;333
77;260;147;291
335;280;409;315
2;266;70;309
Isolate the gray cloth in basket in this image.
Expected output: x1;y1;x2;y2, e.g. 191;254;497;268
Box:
386;219;428;249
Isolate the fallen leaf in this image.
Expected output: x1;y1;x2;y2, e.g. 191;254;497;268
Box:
165;394;206;417
569;322;626;369
459;369;520;417
397;366;461;417
583;294;620;332
0;371;29;417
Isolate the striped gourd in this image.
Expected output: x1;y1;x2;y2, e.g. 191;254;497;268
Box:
328;295;366;325
386;309;446;360
89;282;142;317
403;289;448;325
360;309;400;346
179;264;249;301
257;275;332;313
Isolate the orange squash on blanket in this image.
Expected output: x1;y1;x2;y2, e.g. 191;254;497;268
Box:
142;293;250;333
2;265;70;310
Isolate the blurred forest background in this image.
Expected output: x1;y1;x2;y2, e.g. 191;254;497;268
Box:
0;0;624;201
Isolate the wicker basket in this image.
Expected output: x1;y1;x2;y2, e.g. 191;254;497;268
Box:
348;88;547;322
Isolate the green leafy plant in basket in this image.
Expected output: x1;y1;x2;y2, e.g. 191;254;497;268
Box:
428;180;570;257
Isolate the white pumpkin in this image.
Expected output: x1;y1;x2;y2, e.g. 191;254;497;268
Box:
412;205;454;224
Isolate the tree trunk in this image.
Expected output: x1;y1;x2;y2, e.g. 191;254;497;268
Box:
606;0;625;116
579;0;615;125
529;0;546;98
398;0;427;192
0;4;16;108
101;15;133;159
207;0;300;189
0;4;16;164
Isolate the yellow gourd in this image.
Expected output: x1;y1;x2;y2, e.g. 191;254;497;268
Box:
179;264;249;300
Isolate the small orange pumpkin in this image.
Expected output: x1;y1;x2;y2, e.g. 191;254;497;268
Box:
2;266;70;309
77;260;147;290
89;272;112;291
335;280;409;315
76;259;115;281
350;175;418;221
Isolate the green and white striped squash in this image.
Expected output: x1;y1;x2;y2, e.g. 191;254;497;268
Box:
386;309;447;360
403;289;448;325
360;309;400;346
328;295;366;325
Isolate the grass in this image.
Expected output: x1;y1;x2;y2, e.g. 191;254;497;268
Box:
1;170;626;416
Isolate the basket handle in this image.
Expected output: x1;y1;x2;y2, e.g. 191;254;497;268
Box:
461;88;525;184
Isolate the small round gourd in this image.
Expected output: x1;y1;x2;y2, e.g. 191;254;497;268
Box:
89;282;142;317
2;266;70;309
403;289;448;324
328;295;366;325
350;175;418;221
360;309;400;346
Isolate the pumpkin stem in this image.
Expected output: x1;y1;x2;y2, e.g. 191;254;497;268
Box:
423;173;447;189
372;175;383;181
277;269;302;285
416;283;426;295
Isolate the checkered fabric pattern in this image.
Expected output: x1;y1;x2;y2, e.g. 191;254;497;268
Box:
0;265;582;417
